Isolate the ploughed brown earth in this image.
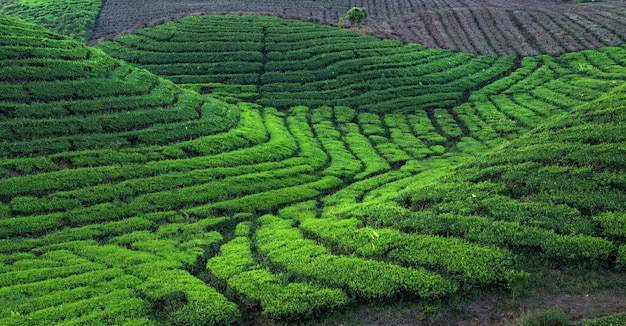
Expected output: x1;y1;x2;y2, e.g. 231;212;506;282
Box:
93;0;626;55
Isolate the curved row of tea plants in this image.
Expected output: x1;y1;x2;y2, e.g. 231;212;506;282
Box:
97;15;626;146
97;15;517;112
2;14;626;324
348;84;626;272
0;16;239;160
0;0;102;42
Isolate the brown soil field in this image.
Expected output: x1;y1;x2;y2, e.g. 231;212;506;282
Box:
93;0;626;55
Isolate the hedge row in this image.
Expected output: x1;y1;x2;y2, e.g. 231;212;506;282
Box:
449;51;626;145
135;23;262;43
46;158;307;209
502;60;555;94
489;95;541;128
544;79;603;101
310;105;333;124
368;135;411;164
0;48;117;83
532;86;583;109
433;109;464;140
0;44;89;61
286;106;328;169
478;56;538;95
342;123;390;180
0;34;77;49
1;272;143;318
407;180;598;235
207;234;350;320
111;33;263;53
407;112;447;145
313;121;363;179
1;91;200;141
582;313;626;326
139;270;240;325
186;176;343;217
0;288;150;326
0;140;300;203
299;217;519;286
1;80;177;120
100;15;516;112
399;213;615;265
470;100;520;136
0;29;239;158
99;42;262;64
561;50;626;79
255;215;457;300
124;164;316;214
384;114;432;159
5;165;314;231
0;218;154;254
0;0;102;41
171;103;266;156
322;171;411;214
594;212;626;241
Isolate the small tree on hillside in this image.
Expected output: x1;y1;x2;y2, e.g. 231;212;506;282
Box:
346;7;367;28
338;17;345;29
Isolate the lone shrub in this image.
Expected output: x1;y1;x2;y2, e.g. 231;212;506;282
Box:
518;308;571;326
346;7;367;27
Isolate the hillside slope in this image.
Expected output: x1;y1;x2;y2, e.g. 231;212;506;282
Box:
0;15;238;159
97;15;516;112
0;15;244;325
92;0;626;55
344;83;626;273
98;15;626;147
1;14;625;325
0;0;102;41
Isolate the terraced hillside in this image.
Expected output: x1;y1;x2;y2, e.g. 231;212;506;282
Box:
0;17;244;325
1;14;626;325
99;15;626;144
92;0;626;56
0;0;102;41
97;15;517;112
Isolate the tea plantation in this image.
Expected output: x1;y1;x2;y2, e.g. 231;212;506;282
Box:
0;0;102;42
1;13;625;325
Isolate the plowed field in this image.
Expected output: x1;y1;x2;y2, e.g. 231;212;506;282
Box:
93;0;626;55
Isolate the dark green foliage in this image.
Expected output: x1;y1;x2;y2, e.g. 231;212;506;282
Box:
0;1;102;42
594;212;626;242
139;270;240;325
0;18;237;158
299;217;521;287
346;7;367;27
3;13;626;324
207;232;350;319
399;84;626;269
617;245;626;270
583;313;626;326
255;215;457;300
99;15;516;113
